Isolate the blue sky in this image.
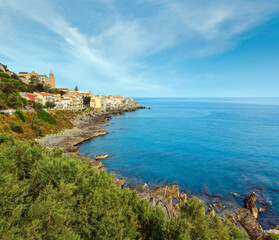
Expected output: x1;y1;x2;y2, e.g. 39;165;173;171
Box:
0;0;279;97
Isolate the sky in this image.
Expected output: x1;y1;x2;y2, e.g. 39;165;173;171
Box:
0;0;279;97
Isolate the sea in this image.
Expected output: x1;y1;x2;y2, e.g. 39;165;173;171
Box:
79;98;279;228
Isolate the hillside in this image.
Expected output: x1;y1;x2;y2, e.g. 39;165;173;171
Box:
0;63;250;239
0;63;59;110
0;134;248;239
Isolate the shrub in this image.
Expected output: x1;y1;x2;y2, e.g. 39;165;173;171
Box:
37;109;57;125
45;101;56;109
267;233;279;240
11;73;19;80
0;135;249;240
0;99;8;109
9;122;23;133
15;109;28;122
30;117;43;137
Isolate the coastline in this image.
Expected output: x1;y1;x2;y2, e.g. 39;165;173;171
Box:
37;106;278;238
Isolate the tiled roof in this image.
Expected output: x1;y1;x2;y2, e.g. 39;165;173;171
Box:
26;93;36;102
35;92;51;96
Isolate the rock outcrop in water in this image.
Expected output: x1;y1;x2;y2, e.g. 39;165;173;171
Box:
235;192;264;240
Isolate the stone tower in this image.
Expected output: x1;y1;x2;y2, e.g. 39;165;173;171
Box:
49;70;55;88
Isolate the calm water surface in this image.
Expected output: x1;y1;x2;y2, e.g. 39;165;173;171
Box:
79;98;279;227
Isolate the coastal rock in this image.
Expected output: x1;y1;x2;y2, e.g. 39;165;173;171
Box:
165;185;180;201
38;107;142;153
130;184;151;201
225;211;237;226
91;160;102;169
244;192;259;219
173;203;180;211
150;186;166;201
258;208;267;213
114;177;125;189
232;192;240;197
180;193;187;202
95;154;109;160
130;184;181;218
209;208;216;216
235;208;263;240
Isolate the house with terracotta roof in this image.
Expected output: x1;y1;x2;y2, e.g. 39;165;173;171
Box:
34;92;59;106
19;92;38;102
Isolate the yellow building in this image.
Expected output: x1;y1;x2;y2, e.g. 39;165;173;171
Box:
19;70;55;88
90;96;101;112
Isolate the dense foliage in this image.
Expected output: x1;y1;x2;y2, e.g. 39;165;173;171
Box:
83;96;91;107
0;71;59;109
15;109;28;122
0;135;248;240
37;109;57;125
268;233;279;240
45;101;56;109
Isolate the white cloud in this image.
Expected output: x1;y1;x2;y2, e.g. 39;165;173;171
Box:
0;0;279;96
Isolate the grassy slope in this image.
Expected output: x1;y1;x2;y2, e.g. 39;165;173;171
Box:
0;110;75;140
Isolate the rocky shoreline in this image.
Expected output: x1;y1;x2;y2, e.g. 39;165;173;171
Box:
37;107;144;153
37;106;278;239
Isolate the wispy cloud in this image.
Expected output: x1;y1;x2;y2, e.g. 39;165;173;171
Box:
0;0;279;96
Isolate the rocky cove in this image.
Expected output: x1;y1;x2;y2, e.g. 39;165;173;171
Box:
37;107;278;239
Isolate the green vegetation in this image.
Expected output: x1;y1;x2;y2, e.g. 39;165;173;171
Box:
83;96;91;107
0;72;32;109
30;117;44;137
267;233;279;240
37;109;57;125
0;109;75;139
45;101;56;109
0;72;59;109
15;109;28;122
85;107;94;113
0;135;248;239
9;122;24;133
76;108;87;115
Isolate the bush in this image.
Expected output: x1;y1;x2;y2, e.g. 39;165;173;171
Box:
9;122;23;133
267;233;279;240
45;101;56;109
0;99;8;109
15;109;28;122
0;135;248;240
37;109;57;125
30;117;43;137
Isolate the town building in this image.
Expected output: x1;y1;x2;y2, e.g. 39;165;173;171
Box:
19;70;55;88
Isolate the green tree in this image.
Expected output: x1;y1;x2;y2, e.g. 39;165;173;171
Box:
45;101;56;109
74;85;79;91
83;96;91;107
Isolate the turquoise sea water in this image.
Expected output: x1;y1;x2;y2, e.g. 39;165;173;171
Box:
79;98;279;228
